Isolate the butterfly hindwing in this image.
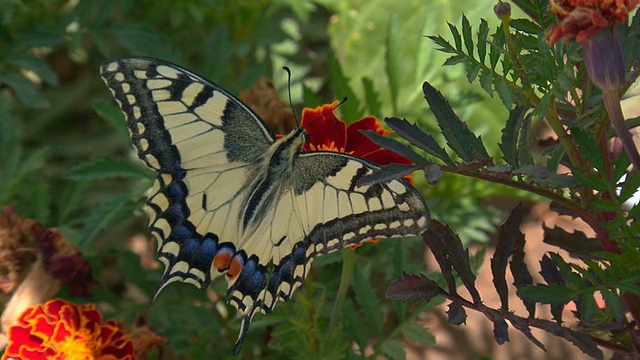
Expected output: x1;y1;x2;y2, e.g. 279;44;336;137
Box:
100;57;429;355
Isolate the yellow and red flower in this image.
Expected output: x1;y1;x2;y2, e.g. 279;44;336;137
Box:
301;101;413;168
546;0;639;44
2;299;135;360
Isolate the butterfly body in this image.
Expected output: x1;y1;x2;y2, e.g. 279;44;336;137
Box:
100;57;429;354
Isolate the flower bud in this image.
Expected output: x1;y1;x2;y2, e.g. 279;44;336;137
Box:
582;27;626;92
494;0;511;19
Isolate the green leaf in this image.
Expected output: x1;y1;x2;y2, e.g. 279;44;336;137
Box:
517;284;582;303
571;127;605;173
461;15;474;59
352;266;383;337
385;14;402;113
58;181;89;224
477;19;489;64
385;117;454;166
343;300;368;353
6;53;58;86
68;157;153;180
381;339;406;360
0;73;49;108
361;77;382;117
402;322;435;345
361;130;426;165
92;100;129;136
494;76;513;109
500;106;527;165
448;22;462;51
328;54;360;121
76;191;139;250
422;81;488;163
571;168;609;193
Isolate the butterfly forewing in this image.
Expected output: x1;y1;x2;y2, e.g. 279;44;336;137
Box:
100;57;429;355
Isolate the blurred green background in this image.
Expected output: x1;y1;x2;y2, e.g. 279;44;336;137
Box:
0;0;521;358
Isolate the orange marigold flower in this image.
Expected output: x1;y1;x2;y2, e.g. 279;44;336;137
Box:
546;0;639;44
2;299;135;360
301;101;413;167
300;102;414;249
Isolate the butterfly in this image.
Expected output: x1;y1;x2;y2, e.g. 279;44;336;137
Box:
100;57;429;354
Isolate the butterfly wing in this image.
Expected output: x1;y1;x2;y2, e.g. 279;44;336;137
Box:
228;151;429;352
100;57;276;295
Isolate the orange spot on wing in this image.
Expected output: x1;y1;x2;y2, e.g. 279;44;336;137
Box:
226;257;243;281
213;251;233;272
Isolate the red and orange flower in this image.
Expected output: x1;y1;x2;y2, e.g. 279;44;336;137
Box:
301;101;413;168
2;299;135;360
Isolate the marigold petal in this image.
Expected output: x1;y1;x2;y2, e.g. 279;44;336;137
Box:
301;101;346;152
344;116;392;156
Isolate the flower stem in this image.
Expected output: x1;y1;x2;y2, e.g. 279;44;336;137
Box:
545;99;584;168
327;248;355;335
603;90;640;176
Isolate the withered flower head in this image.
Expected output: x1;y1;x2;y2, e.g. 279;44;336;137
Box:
240;77;296;135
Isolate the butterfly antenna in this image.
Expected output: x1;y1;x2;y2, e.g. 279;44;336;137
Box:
282;66;300;127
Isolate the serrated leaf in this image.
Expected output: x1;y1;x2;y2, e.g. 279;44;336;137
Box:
618;171;640;204
571;127;605;172
492;204;523;310
516;113;534;166
517;284;582;303
514;164;549;179
58;181;89;224
479;70;494;97
448;22;462;51
427;221;481;303
386;274;443;304
461;15;474;58
384;117;454;166
422;229;456;296
494;76;514;109
509;18;543;34
381;339;405;360
537;321;603;359
352;267;383;337
343;300;368;352
492;317;509;344
600;289;624;322
509;316;546;350
571;168;609;192
92;100;129;136
447;299;467;325
402;322;435;345
76;191;137;250
509;223;535;317
357;163;420;186
543;225;602;257
465;62;481;83
500;106;528;165
361;129;426;165
477;19;489;64
422;82;488;163
68;157;154;180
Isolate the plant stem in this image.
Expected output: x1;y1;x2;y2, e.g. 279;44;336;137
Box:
327;248;356;336
603;90;640;177
545;99;584;168
500;13;539;107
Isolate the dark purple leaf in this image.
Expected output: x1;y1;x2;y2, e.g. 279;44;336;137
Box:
357;163;420;186
492;317;510;344
549;201;579;219
508;316;546;351
385;117;454;166
517;284;581;303
492;204;523;311
424;164;443;185
538;253;567;323
447;299;467;325
386;274;443;304
422;81;489;163
427;221;481;303
422;228;457;296
543;225;603;258
361;129;426;165
513;164;549;179
535;320;604;359
454;158;493;172
509;216;535;317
